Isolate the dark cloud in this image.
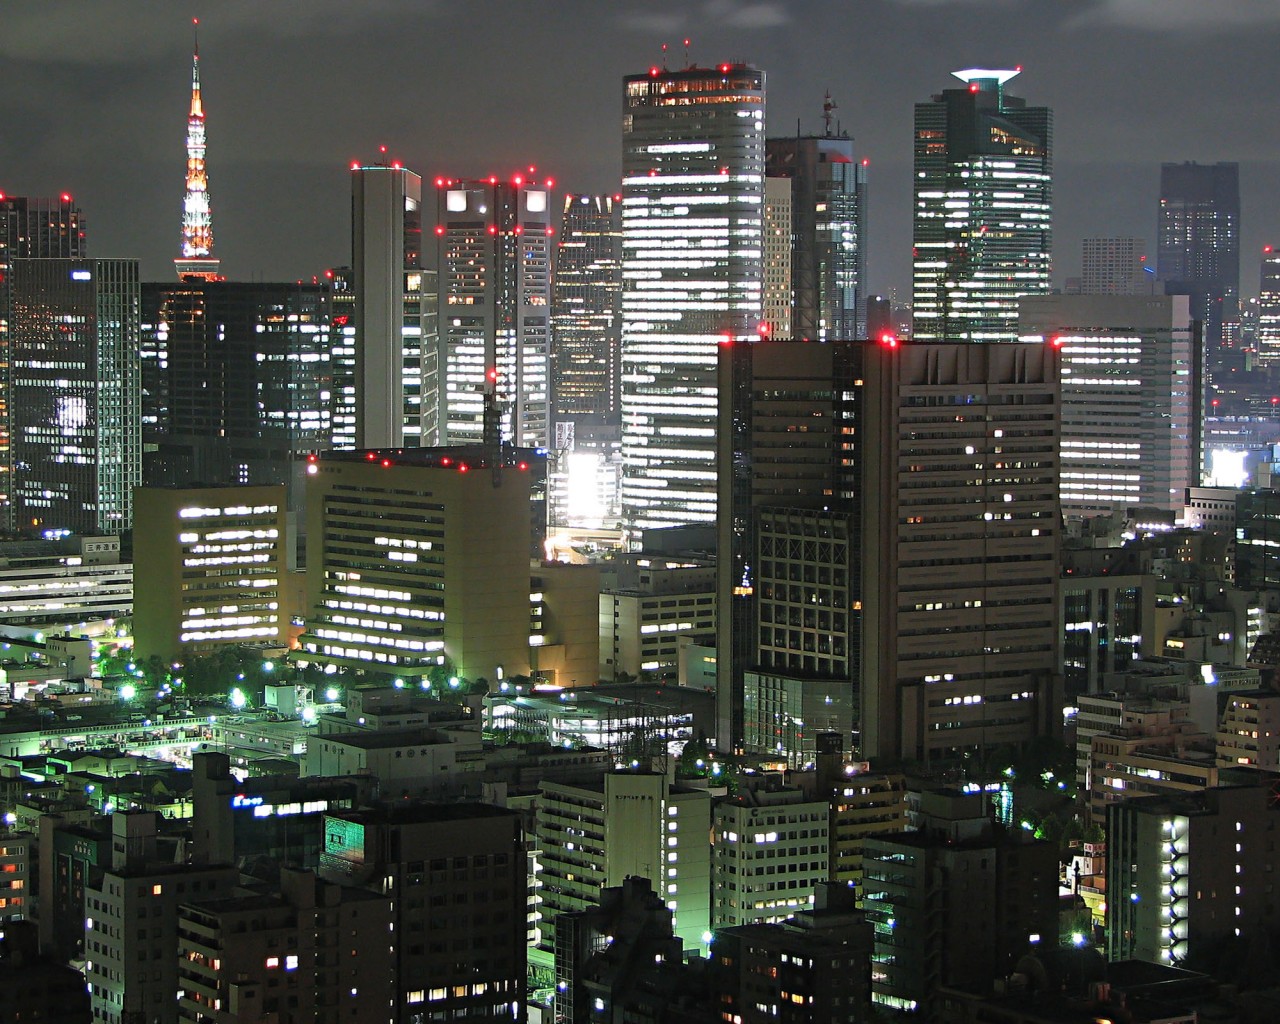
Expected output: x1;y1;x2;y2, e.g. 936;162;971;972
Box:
3;1;1276;296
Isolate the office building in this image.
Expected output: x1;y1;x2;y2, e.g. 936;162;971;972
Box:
712;782;830;929
912;68;1052;343
620;62;766;538
175;27;220;281
177;868;394;1024
299;447;544;681
598;555;716;682
320;803;527;1023
8;258;141;536
1060;546;1155;698
535;771;712;953
765;123;867;339
85;811;238;1024
1157;161;1239;358
551;194;622;422
352;162;438;448
0;194;87;533
132;485;289;663
718;339;1060;764
1107;777;1280;965
434;175;552;448
1257;246;1280;363
1019;294;1194;516
0;534;130;630
1234;489;1280;589
862;791;1057;1015
761;177;793;339
829;771;909;894
1080;237;1149;295
140;280;334;516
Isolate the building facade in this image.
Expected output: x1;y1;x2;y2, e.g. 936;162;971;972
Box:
620;62;766;538
9;258;141;536
912;69;1052;343
1257;246;1280;364
1080;236;1148;296
434;176;552;449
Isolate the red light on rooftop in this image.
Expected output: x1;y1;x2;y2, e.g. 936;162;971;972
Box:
513;175;523;186
434;177;445;187
488;225;498;235
879;332;899;348
757;321;770;338
969;82;979;93
488;175;498;184
350;161;360;171
458;463;470;473
861;159;869;167
366;452;377;460
1267;246;1275;254
546;226;555;236
381;459;392;468
324;269;334;279
649;66;660;76
545;178;555;188
1212;399;1221;407
613;193;621;201
435;225;445;235
719;63;731;73
307;453;317;462
487;368;499;382
1015;65;1023;72
379;145;387;154
60;193;71;202
518;462;529;471
392;162;402;170
528;165;536;174
1050;335;1064;349
514;225;523;235
440;457;452;466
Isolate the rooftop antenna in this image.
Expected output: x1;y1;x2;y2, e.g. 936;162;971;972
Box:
661;41;668;70
683;37;691;66
822;91;837;137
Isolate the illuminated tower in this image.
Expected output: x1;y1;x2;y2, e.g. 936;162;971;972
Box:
1258;246;1280;364
620;62;766;539
434;175;552;449
175;19;221;281
912;68;1052;343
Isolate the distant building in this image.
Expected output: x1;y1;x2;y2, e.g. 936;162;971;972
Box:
620;62;765;538
761;177;793;339
765;126;867;339
1216;690;1280;770
1020;294;1194;517
132;485;289;663
912;69;1052;343
1157;161;1239;359
320;802;527;1023
599;556;716;682
0;534;130;630
9;259;140;536
434;176;552;448
1080;237;1149;295
1258;246;1280;363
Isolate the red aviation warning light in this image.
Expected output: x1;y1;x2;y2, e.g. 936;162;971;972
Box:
1050;335;1065;349
60;193;72;203
757;321;770;339
719;63;731;73
486;367;499;384
969;82;980;93
879;332;899;348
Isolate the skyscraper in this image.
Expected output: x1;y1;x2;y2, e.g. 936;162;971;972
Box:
9;259;141;535
0;193;86;533
551;194;622;422
620;62;766;539
351;161;436;449
434;176;552;449
1080;237;1149;295
1256;246;1280;363
1157;161;1239;357
912;68;1052;343
175;20;220;282
765;117;867;339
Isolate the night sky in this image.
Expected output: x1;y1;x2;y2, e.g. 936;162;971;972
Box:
5;0;1278;298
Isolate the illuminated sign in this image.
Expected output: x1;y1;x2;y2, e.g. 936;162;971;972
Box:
231;794;263;809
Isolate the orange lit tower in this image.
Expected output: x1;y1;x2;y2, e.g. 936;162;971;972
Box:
175;19;221;281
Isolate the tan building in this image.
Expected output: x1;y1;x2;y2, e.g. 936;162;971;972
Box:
529;560;600;687
1216;690;1280;770
829;771;909;895
133;485;289;663
1089;733;1218;825
300;448;540;682
599;556;716;682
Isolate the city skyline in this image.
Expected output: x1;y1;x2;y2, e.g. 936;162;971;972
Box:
5;2;1280;299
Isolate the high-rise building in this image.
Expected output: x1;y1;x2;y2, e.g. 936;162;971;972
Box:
299;447;545;682
1019;294;1194;516
620;62;766;538
551;194;622;422
765;123;867;339
175;22;220;282
0;194;86;532
1257;246;1280;363
1080;237;1150;295
912;68;1052;343
434;176;552;449
9;258;141;536
1157;161;1239;358
351;162;438;449
760;177;792;339
718;339;1062;763
140;280;335;516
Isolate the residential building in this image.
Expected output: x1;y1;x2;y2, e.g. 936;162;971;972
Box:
620;62;766;538
535;771;712;953
765;125;867;339
176;868;394;1024
320;802;527;1022
0;830;31;924
434;175;552;448
912;69;1052;343
829;772;909;895
712;781;830;929
1020;294;1194;517
862;791;1057;1015
1107;776;1280;965
1157;161;1240;359
1215;690;1280;770
299;447;544;681
132;485;289;663
9;258;141;536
